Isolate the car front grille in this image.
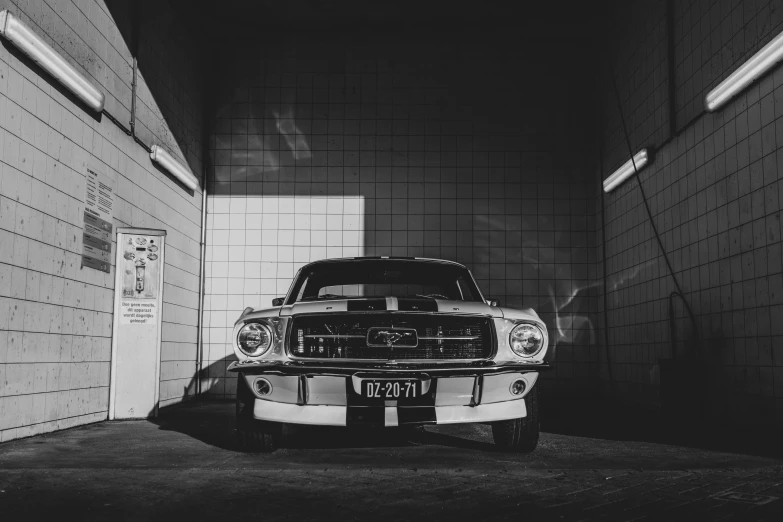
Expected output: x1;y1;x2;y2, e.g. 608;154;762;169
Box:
288;313;494;360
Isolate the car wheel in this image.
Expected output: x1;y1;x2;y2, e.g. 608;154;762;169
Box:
491;385;539;452
235;375;280;453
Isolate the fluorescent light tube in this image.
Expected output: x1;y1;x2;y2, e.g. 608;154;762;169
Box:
0;10;105;112
150;145;199;191
603;149;649;193
705;30;783;112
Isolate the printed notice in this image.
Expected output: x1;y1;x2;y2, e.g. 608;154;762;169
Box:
83;211;113;237
119;301;157;325
81;256;110;273
120;235;161;300
83;243;110;262
117;234;163;326
82;166;116;273
85;166;115;221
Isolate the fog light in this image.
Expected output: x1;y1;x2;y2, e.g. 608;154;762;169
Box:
510;379;526;396
254;378;272;396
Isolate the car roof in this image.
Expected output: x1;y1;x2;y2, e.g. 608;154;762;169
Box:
300;256;468;270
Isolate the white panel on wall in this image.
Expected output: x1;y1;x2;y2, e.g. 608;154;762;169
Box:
201;195;365;396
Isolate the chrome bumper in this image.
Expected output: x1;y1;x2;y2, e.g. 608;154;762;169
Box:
251;400;527;427
227;359;550;377
229;360;547;427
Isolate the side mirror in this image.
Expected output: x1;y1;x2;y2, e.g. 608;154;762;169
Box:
487;299;498;307
272;297;284;306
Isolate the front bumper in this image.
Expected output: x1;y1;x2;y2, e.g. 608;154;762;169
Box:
228;360;549;427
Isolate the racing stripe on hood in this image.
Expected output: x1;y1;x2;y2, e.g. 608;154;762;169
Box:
434;300;500;315
396;298;438;312
347;299;386;311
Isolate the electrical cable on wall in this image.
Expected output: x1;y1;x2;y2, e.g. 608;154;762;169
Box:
596;83;615;389
605;60;702;361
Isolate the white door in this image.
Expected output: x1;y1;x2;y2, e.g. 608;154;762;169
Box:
109;229;167;419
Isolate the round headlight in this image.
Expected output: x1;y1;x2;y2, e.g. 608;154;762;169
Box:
237;323;273;357
509;323;545;357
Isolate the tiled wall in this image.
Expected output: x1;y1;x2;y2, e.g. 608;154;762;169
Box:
9;0;782;433
673;0;783;130
599;0;783;423
127;1;205;409
601;0;671;173
202;31;599;398
0;0;203;442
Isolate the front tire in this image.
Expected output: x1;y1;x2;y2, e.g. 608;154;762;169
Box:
491;385;539;452
235;375;281;453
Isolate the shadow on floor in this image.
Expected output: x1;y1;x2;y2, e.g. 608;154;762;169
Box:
541;397;783;459
150;400;506;453
151;396;783;459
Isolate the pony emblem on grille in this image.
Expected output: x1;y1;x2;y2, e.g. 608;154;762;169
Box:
366;327;418;348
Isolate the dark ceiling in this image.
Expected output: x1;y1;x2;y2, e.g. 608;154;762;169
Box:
199;0;605;32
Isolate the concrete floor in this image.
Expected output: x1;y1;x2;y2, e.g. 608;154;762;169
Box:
0;400;782;521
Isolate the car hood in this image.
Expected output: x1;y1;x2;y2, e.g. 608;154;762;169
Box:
237;298;543;324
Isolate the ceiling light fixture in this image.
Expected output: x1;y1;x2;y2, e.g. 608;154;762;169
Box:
603;149;649;193
705;30;783;112
0;10;105;112
150;145;199;191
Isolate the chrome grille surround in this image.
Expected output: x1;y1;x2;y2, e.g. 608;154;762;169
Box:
286;312;495;362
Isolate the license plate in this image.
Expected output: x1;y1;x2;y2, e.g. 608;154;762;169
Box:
361;379;420;399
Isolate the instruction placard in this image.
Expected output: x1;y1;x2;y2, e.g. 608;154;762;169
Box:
85;166;115;221
119;300;157;325
120;235;161;300
82;166;116;273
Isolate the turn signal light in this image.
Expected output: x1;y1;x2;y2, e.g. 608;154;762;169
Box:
254;378;272;396
510;379;526;395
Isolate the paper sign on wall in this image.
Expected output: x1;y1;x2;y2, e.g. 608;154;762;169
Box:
118;234;161;325
85;166;115;220
120;235;161;299
119;300;158;325
81;166;116;273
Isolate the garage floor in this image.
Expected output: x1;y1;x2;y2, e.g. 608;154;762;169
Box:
1;400;782;521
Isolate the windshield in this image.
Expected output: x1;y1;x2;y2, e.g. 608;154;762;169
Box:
287;260;483;303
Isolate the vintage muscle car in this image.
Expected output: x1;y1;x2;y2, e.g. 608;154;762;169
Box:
229;257;550;452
